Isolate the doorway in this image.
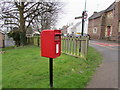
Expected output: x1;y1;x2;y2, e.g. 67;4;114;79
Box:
107;26;111;37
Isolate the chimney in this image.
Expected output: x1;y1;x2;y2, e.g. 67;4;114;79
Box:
93;11;97;14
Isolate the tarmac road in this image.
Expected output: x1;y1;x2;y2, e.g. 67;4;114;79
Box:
86;40;119;88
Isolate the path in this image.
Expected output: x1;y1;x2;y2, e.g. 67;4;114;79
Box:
87;40;119;88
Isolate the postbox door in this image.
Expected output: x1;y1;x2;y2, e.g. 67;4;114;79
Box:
55;42;61;56
54;32;61;57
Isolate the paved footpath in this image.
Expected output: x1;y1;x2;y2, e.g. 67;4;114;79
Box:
86;40;119;88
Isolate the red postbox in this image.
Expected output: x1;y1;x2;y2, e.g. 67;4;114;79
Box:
41;30;61;58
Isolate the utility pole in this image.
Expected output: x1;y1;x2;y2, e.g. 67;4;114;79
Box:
82;0;87;35
81;11;85;36
75;0;88;58
75;0;87;36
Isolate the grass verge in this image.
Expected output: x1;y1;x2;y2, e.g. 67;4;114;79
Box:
2;45;102;88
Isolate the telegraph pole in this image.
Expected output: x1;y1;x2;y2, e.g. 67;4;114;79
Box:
75;0;87;36
81;11;85;36
82;0;87;35
75;0;88;57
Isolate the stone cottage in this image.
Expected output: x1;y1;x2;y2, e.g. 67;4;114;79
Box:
88;0;120;41
0;31;5;48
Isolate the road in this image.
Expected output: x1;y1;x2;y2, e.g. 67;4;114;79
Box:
87;40;119;88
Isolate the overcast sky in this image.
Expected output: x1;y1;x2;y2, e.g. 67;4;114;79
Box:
56;0;115;28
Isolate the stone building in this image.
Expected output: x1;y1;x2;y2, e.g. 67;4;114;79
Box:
88;0;120;41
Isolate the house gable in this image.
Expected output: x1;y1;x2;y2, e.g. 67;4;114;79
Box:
88;1;120;41
105;2;115;12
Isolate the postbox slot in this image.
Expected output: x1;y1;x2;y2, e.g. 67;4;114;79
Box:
55;34;61;36
55;33;61;36
55;36;60;41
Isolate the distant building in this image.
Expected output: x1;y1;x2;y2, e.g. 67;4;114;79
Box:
70;22;81;34
88;1;120;41
26;27;40;37
0;30;5;48
67;22;88;34
61;25;69;34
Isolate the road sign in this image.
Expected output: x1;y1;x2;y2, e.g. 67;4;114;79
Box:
75;16;82;19
75;12;88;20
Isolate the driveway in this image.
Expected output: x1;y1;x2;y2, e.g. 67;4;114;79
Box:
87;40;119;88
5;39;15;47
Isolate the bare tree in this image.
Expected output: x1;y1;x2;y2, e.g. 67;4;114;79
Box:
0;0;63;45
31;1;63;32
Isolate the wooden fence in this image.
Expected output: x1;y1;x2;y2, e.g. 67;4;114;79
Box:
27;36;40;46
62;36;89;58
27;36;89;58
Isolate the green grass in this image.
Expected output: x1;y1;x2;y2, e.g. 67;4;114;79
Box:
2;45;102;88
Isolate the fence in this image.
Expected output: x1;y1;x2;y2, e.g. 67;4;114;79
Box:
27;36;89;58
62;36;89;58
27;36;40;46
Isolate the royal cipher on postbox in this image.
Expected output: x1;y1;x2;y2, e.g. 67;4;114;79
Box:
41;30;61;58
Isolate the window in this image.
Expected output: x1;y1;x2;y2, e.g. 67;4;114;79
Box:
93;27;97;33
119;22;120;32
107;11;113;19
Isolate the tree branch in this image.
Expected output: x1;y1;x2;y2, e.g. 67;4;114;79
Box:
4;22;20;27
24;2;30;7
26;14;39;30
3;16;19;21
3;9;19;13
14;2;20;9
25;3;40;19
24;2;39;13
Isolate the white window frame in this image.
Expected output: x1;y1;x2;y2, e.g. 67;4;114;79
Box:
93;27;97;33
119;22;120;32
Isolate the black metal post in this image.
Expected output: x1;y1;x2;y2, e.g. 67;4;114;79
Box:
81;11;85;36
49;58;53;88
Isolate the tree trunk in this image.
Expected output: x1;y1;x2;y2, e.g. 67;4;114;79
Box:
19;2;26;46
